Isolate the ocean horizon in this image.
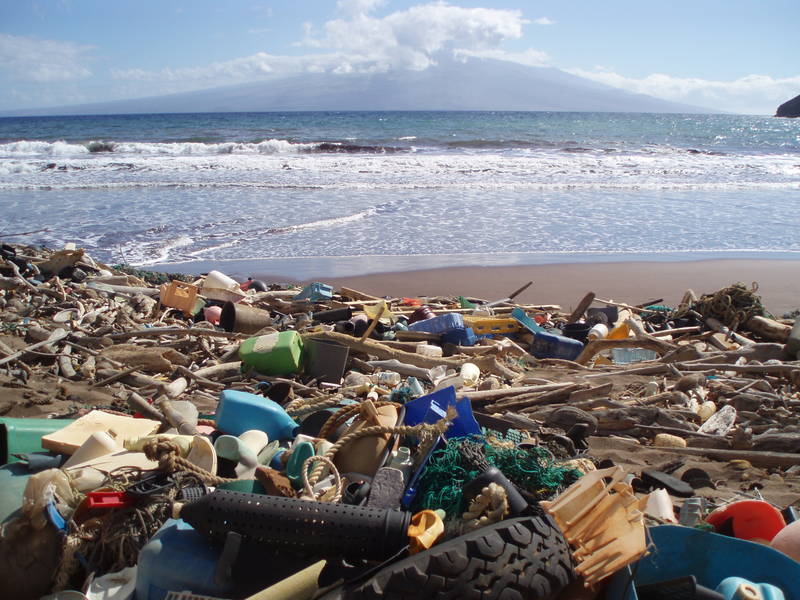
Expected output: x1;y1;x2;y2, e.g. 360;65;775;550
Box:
0;110;798;277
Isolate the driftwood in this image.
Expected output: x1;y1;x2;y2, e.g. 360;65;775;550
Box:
305;330;520;380
745;316;791;343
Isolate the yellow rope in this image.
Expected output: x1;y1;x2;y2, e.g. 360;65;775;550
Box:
141;438;234;486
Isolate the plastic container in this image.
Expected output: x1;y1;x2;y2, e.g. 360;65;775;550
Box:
611;347;659;364
293;282;333;302
607;321;631;340
159;281;202;316
441;327;477;346
587;323;608;340
219;302;273;334
239;330;303;376
408;313;464;334
0;417;76;464
705;500;786;543
215;390;299;440
178;490;411;560
459;363;480;387
372;371;401;386
136;518;233;600
530;330;584;361
203;270;238;291
462;316;520;336
416;344;443;358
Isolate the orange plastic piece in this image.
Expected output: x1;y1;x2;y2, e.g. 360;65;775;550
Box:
540;466;646;587
401;297;422;306
408;510;444;554
705;500;786;543
159;280;200;315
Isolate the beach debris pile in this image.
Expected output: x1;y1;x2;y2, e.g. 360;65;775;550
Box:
1;242;799;600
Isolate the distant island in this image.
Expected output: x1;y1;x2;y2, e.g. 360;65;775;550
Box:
776;94;800;118
2;57;713;117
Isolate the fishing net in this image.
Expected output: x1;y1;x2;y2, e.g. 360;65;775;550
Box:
411;435;580;520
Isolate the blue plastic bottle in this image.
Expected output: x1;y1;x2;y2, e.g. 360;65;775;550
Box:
215;389;299;439
530;330;584;361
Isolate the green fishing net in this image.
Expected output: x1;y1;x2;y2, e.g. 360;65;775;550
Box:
411;435;581;520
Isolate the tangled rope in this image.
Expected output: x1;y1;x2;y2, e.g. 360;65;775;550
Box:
141;438;233;486
317;400;402;440
675;282;766;329
306;408;455;488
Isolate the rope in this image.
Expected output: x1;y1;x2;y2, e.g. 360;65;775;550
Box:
307;410;455;487
675;282;766;328
317;400;402;440
285;393;345;417
462;482;509;531
300;455;343;502
141;438;234;486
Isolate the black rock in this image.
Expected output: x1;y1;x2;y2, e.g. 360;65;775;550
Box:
776;93;800;118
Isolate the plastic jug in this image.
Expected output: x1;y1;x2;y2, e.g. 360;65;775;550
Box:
215;390;299;439
239;330;303;376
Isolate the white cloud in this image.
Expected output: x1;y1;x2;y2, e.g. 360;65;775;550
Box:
566;67;800;115
0;34;93;82
456;47;549;67
113;2;534;85
532;17;554;25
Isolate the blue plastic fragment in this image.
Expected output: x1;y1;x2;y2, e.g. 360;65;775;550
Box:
293;282;333;302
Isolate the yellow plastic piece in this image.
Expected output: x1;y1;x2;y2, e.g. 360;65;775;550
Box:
159;280;201;316
540;466;647;587
408;509;445;554
462;316;521;335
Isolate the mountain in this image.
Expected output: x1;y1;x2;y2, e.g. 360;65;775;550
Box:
3;57;714;116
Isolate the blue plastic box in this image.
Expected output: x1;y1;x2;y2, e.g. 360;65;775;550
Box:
441;327;477;347
408;313;464;334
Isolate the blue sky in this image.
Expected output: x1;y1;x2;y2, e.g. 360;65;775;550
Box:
1;0;798;114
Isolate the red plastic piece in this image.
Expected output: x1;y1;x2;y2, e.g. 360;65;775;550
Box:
705;500;786;543
85;491;135;510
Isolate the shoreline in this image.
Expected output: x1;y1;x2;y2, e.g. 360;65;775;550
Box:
144;253;800;316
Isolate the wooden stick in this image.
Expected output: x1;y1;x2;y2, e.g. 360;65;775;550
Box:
104;327;247;341
567;292;595;324
0;329;70;367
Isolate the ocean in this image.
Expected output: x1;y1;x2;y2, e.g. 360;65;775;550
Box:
0;111;798;279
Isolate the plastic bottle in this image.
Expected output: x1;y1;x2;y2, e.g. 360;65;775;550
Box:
215;389;299;439
587;323;608;340
388;446;414;482
371;371;401;386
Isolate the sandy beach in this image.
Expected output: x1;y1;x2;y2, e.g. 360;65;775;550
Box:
251;258;800;317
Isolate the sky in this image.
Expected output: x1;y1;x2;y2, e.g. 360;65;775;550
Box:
1;0;798;115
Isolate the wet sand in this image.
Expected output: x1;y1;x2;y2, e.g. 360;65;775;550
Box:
320;259;800;316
